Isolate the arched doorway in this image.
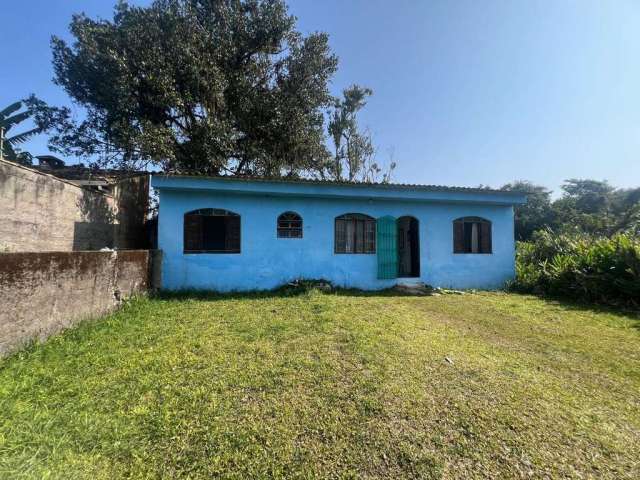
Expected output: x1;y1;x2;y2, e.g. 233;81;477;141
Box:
397;216;420;277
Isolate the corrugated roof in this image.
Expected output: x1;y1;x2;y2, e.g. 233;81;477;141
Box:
154;173;525;196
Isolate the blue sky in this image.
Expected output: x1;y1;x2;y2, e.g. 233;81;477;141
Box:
1;0;639;193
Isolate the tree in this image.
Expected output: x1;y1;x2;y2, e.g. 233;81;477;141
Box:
501;180;553;240
29;0;338;175
0;101;42;165
504;178;640;239
561;178;614;213
612;187;640;234
552;179;618;235
326;85;395;182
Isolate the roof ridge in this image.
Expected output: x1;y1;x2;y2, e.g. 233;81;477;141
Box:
154;172;526;195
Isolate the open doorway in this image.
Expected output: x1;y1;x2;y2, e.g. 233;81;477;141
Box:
397;216;420;277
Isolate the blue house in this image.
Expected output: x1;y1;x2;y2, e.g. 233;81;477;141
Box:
151;175;527;291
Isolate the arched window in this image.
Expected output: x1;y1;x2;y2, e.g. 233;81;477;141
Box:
335;213;376;254
277;212;303;238
453;217;491;254
184;208;240;253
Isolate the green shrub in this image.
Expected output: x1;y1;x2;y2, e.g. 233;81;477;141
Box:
511;230;640;308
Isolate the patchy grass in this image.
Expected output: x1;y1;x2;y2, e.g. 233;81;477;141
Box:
0;290;639;479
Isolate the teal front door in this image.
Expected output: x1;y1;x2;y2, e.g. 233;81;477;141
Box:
377;216;398;279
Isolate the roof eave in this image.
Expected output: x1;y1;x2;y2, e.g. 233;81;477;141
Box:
151;175;527;205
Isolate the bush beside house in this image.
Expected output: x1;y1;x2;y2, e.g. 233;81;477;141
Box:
511;230;640;308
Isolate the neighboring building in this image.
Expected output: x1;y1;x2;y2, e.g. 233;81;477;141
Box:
152;175;527;291
33;155;144;195
0;159;149;252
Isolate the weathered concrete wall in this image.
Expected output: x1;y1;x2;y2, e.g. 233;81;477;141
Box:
0;159;148;252
0;250;159;357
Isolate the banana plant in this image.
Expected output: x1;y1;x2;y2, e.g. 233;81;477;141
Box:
0;101;42;165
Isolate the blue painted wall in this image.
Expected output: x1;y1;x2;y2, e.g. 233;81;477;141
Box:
153;177;525;292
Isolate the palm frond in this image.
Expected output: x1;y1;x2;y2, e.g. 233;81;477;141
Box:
7;127;43;145
0;111;31;131
0;101;23;120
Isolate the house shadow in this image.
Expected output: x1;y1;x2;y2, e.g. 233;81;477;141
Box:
153;284;640;330
153;281;423;303
527;293;640;325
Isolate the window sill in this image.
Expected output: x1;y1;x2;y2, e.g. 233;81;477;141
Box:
334;252;376;255
184;251;241;254
453;252;493;255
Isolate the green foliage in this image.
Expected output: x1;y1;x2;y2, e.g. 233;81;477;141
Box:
0;100;42;165
28;0;339;175
512;229;640;307
326;85;395;182
501;180;553;240
502;179;640;239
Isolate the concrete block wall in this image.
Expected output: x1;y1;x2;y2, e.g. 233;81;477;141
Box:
0;250;160;357
0;159;148;252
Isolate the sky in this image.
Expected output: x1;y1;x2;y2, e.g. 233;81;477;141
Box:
1;0;639;194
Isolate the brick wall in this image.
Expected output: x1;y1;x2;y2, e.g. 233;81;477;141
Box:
0;250;161;357
0;159;148;252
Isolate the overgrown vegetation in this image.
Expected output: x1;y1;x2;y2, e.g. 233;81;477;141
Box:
505;179;639;307
1;292;639;478
512;230;640;308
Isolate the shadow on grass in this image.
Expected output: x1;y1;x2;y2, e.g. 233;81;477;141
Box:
153;281;428;303
154;281;640;325
506;289;640;326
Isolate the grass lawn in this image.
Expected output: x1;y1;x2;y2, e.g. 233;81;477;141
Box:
1;290;639;479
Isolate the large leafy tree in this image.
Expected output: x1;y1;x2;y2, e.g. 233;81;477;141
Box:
0;101;42;165
500;180;553;240
552;179;618;235
611;187;640;234
503;178;640;239
29;0;338;175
